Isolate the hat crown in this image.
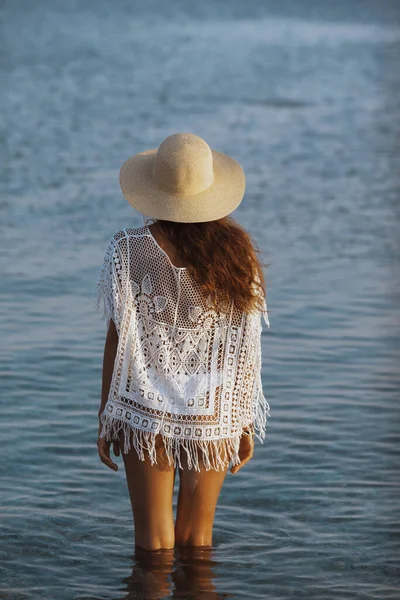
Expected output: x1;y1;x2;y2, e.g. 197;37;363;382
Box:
152;133;214;196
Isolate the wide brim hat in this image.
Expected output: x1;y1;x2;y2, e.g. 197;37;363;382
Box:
119;132;246;223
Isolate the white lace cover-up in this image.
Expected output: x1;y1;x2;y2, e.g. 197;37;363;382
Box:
95;224;270;471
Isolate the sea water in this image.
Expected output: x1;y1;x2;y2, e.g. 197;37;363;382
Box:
1;1;399;598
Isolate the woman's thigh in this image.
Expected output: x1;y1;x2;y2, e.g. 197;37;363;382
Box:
175;445;229;547
120;430;176;551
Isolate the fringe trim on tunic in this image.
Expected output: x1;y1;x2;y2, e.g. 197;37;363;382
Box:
98;390;270;472
253;388;271;444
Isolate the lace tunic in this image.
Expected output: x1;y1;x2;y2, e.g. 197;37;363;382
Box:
95;224;270;471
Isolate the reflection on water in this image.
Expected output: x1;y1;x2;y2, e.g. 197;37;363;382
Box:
122;546;228;600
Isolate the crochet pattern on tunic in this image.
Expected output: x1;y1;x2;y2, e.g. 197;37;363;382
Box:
95;224;270;471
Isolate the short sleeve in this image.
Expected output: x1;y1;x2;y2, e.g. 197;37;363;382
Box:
95;235;124;332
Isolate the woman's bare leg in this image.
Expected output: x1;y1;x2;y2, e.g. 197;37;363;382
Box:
120;430;176;551
174;447;229;547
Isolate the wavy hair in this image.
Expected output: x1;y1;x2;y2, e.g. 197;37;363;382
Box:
155;216;268;315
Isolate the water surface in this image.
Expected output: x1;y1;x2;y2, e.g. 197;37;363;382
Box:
1;1;399;598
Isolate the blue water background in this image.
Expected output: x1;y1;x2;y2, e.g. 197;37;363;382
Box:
1;1;400;598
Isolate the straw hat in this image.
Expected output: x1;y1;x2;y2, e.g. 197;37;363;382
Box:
119;132;246;223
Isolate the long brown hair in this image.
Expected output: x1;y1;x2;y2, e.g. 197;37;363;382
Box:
155;216;268;315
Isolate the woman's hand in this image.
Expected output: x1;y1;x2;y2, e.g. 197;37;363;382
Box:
97;421;120;471
230;429;254;474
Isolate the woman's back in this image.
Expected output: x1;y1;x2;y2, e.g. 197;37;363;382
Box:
97;223;270;471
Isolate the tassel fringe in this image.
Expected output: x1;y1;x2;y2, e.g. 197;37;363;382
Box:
98;389;270;472
253;388;271;444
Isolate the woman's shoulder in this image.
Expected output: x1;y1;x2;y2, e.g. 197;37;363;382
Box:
108;225;149;245
104;226;151;266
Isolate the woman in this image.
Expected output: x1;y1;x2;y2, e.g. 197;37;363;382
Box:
96;132;270;552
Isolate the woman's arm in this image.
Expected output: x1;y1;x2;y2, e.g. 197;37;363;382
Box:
98;319;119;419
97;319;120;472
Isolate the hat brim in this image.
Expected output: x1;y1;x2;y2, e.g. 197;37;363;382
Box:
119;148;246;223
